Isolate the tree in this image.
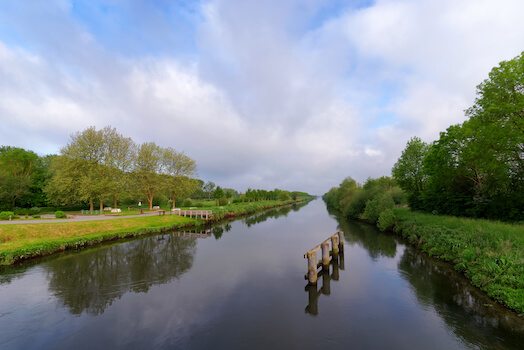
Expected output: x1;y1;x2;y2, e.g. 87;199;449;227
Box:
133;142;164;210
162;148;198;209
105;129;136;209
45;126;133;211
392;137;430;209
203;181;216;200
0;147;42;209
212;186;224;206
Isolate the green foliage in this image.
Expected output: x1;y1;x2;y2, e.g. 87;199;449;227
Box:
377;208;396;231
323;176;405;221
362;193;395;224
278;191;291;201
55;211;66;218
395;52;524;221
392;207;524;313
392;137;430;209
218;197;228;206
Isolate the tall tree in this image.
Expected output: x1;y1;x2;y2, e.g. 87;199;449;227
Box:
162;148;198;209
133;142;164;210
0;147;41;208
46;126;126;211
203;181;216;200
392;137;430;209
212;186;224;205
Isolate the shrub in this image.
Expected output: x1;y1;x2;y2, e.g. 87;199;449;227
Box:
377;208;396;231
55;211;67;218
182;198;193;207
362;193;395;224
218;197;228;206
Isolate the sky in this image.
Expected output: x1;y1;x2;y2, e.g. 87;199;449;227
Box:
1;0;523;195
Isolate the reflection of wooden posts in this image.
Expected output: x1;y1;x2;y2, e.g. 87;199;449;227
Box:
320;270;331;295
331;256;340;281
306;251;318;284
305;284;320;316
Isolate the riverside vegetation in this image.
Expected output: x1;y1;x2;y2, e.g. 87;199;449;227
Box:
323;53;523;314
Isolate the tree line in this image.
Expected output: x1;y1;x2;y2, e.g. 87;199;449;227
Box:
325;52;523;223
393;52;523;221
0;126;305;212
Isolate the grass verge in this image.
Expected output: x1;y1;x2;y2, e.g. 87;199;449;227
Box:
0;198;312;266
392;207;524;314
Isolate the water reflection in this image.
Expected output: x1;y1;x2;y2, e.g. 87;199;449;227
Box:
332;211;524;349
44;234;196;315
398;247;524;349
242;202;307;227
332;211;397;260
305;252;345;316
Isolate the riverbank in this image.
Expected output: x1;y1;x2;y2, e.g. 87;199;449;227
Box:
0;199;311;266
390;207;523;314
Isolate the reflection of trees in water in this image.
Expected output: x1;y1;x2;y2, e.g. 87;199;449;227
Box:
336;217;397;260
398;246;524;348
242;202;307;227
44;234;196;316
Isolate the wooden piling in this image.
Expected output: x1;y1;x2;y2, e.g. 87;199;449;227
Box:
321;242;330;267
331;235;339;255
337;231;344;252
306;251;318;284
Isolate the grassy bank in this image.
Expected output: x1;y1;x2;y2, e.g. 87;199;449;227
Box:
392;207;524;314
0;198;312;266
0;215;197;265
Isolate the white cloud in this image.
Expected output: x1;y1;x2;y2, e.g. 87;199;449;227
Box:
1;0;524;194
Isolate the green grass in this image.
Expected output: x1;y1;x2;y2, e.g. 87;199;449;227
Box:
0;198;311;266
0;215;197;265
392;207;524;313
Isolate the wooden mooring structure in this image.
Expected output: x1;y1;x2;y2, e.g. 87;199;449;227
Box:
304;231;345;285
171;209;213;220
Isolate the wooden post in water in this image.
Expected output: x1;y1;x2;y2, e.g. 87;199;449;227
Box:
306;251;318;284
321;242;330;268
331;235;339;255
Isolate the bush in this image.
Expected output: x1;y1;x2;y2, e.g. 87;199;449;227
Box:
182;198;193;207
362;193;395;224
377;208;396;231
55;211;67;218
218;197;228;206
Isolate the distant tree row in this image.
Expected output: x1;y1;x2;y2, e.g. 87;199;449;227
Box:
0;127;307;211
393;52;523;221
0;126;198;211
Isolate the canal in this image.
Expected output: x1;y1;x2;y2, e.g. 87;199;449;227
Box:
0;199;522;349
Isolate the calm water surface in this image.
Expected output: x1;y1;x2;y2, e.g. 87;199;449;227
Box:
0;200;523;349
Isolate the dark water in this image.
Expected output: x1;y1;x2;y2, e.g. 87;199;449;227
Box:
0;200;522;349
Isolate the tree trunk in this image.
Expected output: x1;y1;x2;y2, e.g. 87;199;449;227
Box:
89;198;94;211
99;196;104;212
113;195;118;209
